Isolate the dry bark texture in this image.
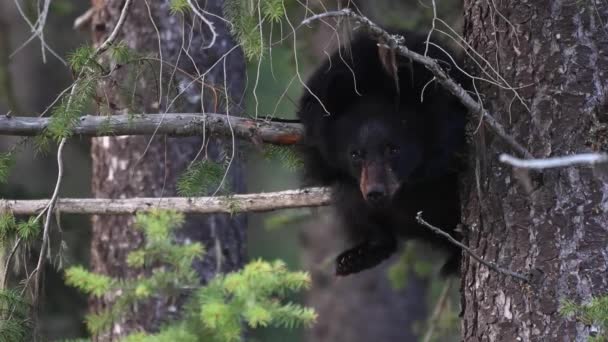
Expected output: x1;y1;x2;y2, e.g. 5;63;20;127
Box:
462;0;608;341
89;0;246;338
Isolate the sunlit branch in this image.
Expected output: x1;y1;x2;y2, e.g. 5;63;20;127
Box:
1;188;331;215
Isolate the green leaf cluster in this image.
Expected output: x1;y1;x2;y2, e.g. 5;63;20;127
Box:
263;145;303;171
47;78;95;141
169;0;190;15
0;212;40;243
64;211;316;341
0;152;14;184
177;160;227;196
65;210;204;335
224;0;286;60
0;289;31;341
560;296;608;341
191;259;315;341
38;42;137;149
68;45;97;74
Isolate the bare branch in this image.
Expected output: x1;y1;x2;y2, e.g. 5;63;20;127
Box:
499;153;608;169
73;8;95;31
0;114;303;145
415;212;529;283
186;0;218;49
1;188;330;215
303;9;533;158
32;137;67;297
96;0;133;55
422;278;452;342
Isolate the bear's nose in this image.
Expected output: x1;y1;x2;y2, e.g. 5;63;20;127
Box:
366;186;387;204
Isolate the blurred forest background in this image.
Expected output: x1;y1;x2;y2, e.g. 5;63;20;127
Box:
0;0;461;340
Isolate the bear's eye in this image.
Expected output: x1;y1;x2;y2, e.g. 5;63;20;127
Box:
351;150;364;162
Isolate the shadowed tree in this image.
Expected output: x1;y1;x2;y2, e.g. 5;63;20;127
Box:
88;0;246;338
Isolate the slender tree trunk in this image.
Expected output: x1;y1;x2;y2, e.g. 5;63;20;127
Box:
89;0;246;338
462;1;608;340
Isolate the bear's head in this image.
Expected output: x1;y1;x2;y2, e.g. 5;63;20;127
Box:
330;97;426;207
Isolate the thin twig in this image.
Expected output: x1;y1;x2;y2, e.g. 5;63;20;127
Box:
415;212;529;282
422;278;452;342
73;7;95;30
499;153;608;169
1;188;331;215
302;9;532;158
95;0;133;55
186;0;218;49
2;238;21;289
31;138;67;297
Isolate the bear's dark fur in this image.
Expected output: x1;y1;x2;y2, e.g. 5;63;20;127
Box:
297;31;469;276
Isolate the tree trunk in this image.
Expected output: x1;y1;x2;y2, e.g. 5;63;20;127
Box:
462;1;608;340
89;0;246;338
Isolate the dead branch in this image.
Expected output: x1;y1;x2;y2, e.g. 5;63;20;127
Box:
499;153;608;169
1;188;330;215
0;113;303;145
303;9;533;158
422;278;452;342
415;212;529;282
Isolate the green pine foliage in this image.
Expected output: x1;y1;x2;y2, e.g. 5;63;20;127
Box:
110;41;133;65
41;41;137;147
222;195;242;216
224;0;286;60
0;289;31;341
261;0;284;23
16;217;41;242
177;160;227;196
203;259;314;328
263;145;303;171
65;211;203;335
64;266;115;298
169;0;190;15
64;211;316;341
0;212;40;243
0;212;16;242
47;78;96;141
33;131;52;154
0;152;14;184
560;296;608;341
122;325;198;342
68;45;97;74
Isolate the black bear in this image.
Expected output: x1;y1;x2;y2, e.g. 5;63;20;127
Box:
297;30;469;276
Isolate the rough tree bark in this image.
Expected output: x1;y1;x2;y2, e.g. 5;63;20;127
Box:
462;0;608;340
89;0;246;338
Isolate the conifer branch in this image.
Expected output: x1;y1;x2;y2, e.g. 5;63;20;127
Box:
0;114;303;145
0;188;330;215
